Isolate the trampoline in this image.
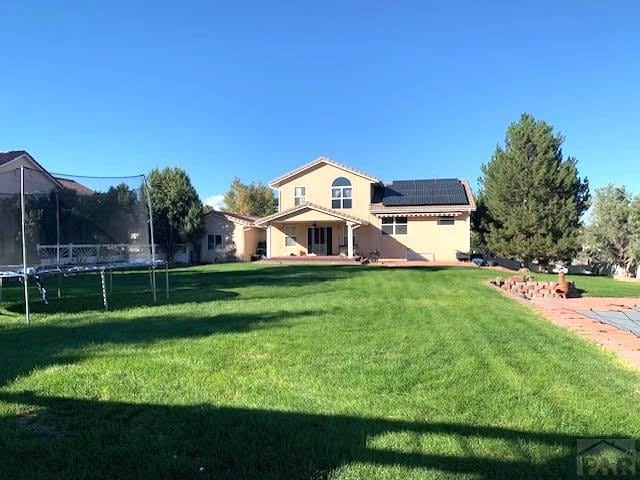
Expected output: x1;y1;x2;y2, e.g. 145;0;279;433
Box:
578;307;640;338
0;166;169;323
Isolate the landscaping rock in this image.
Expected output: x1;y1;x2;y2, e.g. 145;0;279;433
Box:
492;274;579;300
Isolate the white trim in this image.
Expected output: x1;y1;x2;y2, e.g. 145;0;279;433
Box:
269;156;381;187
207;233;224;251
283;224;297;246
375;211;463;218
255;203;368;226
330;176;353;210
293;185;307;206
380;216;408;236
266;225;272;258
437;216;455;226
0;153;64;189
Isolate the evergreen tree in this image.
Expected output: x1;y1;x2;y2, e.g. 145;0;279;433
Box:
147;167;204;260
586;185;640;276
479;113;589;265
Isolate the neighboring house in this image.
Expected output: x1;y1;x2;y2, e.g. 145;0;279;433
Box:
0;150;63;193
201;210;266;262
0;150;94;195
254;156;476;261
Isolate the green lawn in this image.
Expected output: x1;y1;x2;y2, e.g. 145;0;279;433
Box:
535;272;640;298
1;264;639;479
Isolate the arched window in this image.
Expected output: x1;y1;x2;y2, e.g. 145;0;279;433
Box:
331;177;352;209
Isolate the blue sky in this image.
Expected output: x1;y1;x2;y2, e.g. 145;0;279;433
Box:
1;1;638;208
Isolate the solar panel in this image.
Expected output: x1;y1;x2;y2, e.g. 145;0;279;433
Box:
381;179;469;206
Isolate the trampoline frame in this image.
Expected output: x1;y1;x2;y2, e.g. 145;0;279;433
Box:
0;166;169;323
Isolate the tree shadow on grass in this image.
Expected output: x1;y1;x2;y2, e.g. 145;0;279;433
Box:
0;390;620;480
0;308;313;388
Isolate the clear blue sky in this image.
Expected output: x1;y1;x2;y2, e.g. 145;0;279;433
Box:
1;1;638;207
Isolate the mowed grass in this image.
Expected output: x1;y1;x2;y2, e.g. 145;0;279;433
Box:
0;264;639;480
535;272;640;297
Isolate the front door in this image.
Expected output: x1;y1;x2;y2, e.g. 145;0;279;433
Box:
307;227;332;255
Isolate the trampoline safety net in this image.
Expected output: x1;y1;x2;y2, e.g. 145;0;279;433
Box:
0;166;155;275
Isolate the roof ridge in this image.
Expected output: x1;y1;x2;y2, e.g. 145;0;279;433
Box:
269;156;381;186
255;201;370;225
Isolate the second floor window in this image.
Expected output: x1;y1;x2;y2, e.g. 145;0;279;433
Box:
294;186;306;206
331;177;352;209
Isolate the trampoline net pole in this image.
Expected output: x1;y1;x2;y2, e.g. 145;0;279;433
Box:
20;166;30;325
165;261;169;299
100;270;108;310
56;191;61;299
144;175;158;303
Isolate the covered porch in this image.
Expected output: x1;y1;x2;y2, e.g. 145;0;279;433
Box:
254;203;369;259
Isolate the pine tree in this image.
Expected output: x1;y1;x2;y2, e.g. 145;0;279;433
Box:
147;167;204;261
479;113;590;265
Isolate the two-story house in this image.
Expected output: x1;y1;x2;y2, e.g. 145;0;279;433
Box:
202;156;476;262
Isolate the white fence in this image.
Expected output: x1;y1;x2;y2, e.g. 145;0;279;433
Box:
36;244;156;265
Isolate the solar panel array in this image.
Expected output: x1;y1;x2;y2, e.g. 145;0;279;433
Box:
381;178;469;206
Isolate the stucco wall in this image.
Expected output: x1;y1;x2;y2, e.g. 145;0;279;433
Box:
273;162;472;260
270;221;346;257
243;227;265;261
377;214;471;260
277;163;375;222
0;155;58;194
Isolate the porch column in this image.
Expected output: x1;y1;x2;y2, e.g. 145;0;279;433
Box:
266;224;272;259
347;223;354;258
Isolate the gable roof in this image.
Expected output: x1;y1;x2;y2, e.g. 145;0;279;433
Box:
374;178;475;208
206;210;258;227
55;178;94;195
0;150;29;167
255;202;370;226
0;150;64;190
269;156;381;187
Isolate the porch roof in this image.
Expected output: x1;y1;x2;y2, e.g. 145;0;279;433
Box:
254;202;370;226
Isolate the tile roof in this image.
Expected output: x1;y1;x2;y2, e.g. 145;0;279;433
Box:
269;156;381;187
206;210;258;226
255;201;370;226
0;150;28;166
378;178;471;207
56;178;94;195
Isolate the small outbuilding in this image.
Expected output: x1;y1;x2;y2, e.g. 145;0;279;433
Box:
201;211;265;263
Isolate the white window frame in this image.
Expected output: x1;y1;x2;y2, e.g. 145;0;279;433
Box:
330;177;353;209
208;234;224;251
437;216;455;226
284;225;297;246
294;186;306;206
381;216;408;235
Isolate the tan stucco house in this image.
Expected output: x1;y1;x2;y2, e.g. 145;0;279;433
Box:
201;211;265;262
203;156;476;262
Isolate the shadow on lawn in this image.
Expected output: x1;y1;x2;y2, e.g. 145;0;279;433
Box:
0;309;310;388
0;390;614;480
1;264;362;314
